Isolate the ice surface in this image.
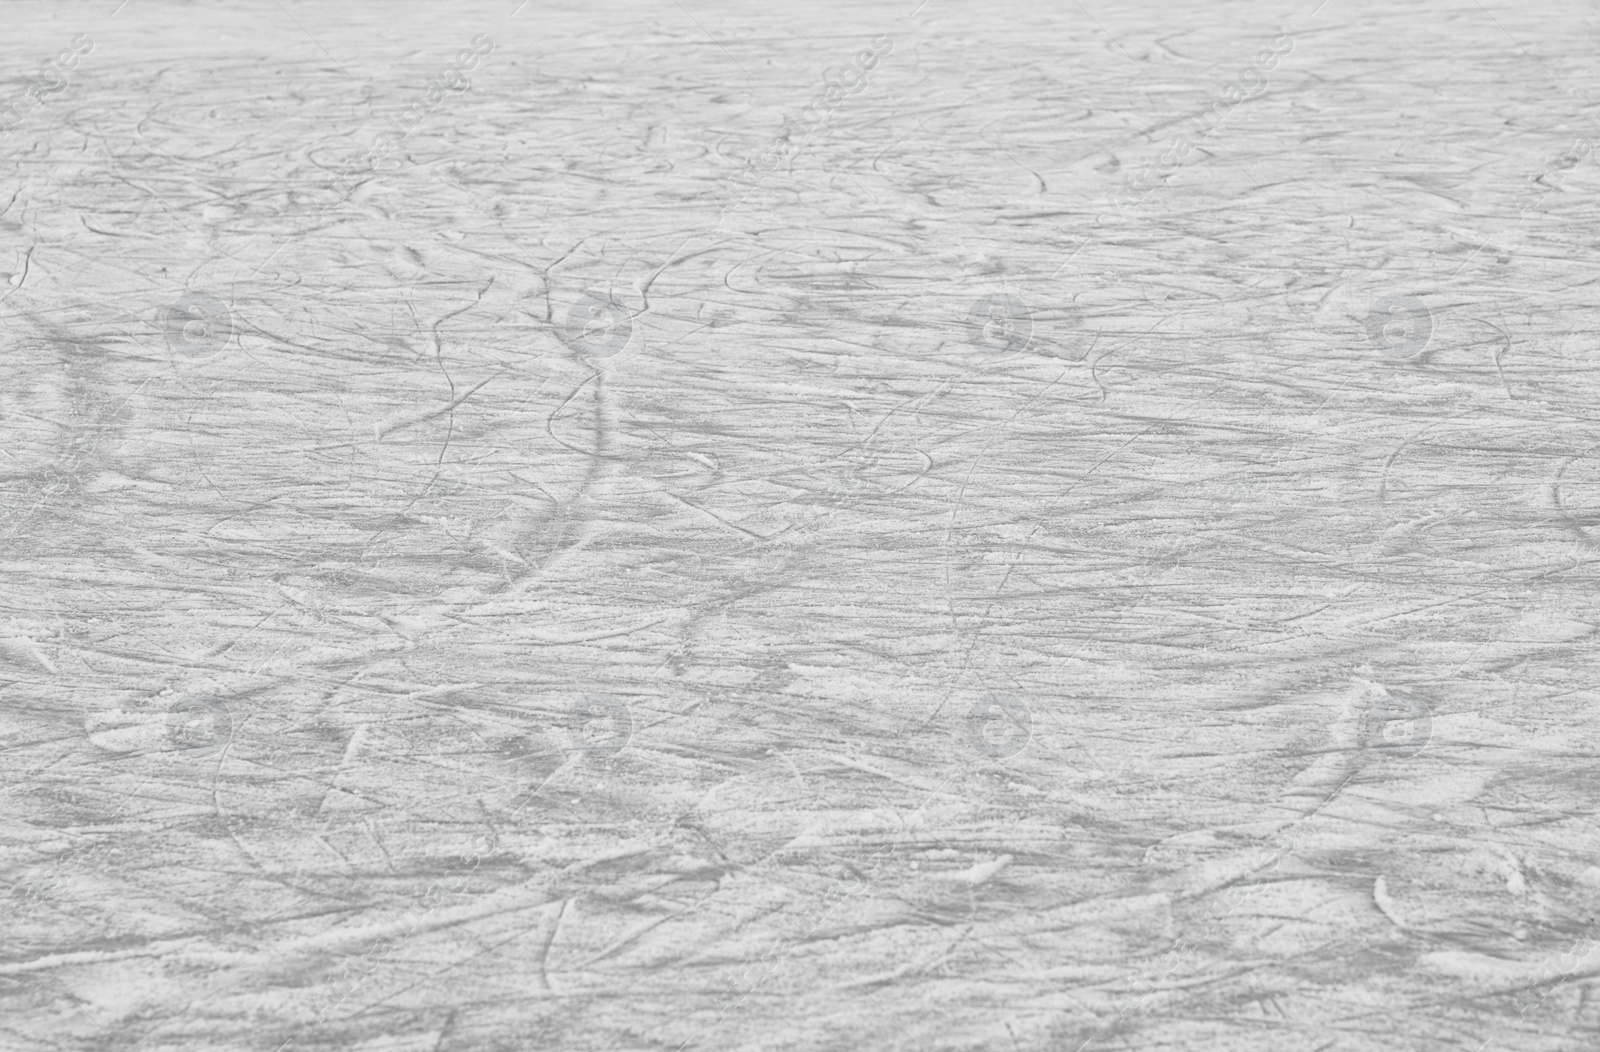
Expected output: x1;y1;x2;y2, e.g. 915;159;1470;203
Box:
3;1;1599;1050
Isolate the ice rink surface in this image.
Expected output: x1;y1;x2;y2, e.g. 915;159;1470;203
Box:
3;1;1600;1049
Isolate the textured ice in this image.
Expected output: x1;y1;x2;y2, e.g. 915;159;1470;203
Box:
3;1;1600;1051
